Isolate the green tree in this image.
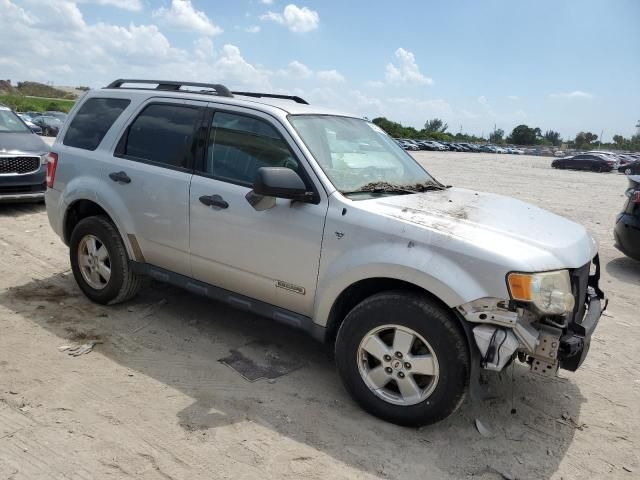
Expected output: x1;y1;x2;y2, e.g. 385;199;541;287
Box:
575;131;598;148
372;117;405;138
489;128;505;144
423;118;448;133
544;130;562;146
507;124;537;145
612;134;627;147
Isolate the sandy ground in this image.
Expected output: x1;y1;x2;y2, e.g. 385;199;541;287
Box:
0;151;638;480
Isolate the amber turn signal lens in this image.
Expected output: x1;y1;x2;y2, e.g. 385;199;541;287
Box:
507;273;532;301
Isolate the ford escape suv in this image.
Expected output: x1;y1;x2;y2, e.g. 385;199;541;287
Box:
0;104;49;202
45;79;606;426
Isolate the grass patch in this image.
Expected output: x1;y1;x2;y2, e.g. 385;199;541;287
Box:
0;95;75;113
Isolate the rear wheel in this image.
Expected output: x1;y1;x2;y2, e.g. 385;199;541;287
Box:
625;168;632;175
335;291;469;426
70;216;141;305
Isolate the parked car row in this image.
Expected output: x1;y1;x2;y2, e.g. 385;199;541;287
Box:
15;110;68;136
551;151;640;174
394;139;527;154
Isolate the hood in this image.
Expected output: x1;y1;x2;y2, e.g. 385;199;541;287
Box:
365;187;597;271
0;132;49;155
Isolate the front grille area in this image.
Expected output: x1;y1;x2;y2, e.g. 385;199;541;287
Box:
0;183;46;194
0;156;40;174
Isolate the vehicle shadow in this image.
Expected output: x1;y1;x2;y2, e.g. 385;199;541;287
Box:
605;255;640;283
0;202;45;217
0;274;585;480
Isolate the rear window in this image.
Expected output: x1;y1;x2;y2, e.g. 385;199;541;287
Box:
64;98;130;150
119;103;202;169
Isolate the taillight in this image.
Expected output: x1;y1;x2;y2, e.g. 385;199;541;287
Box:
46;152;58;188
633;191;640;204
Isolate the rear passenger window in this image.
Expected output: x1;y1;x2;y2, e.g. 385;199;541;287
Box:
121;104;201;168
204;112;298;185
64;98;130;150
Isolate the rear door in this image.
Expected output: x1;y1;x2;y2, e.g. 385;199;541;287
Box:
109;98;207;276
572;155;587;169
188;106;328;316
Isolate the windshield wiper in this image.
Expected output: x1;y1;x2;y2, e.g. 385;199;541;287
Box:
341;181;448;196
341;182;417;196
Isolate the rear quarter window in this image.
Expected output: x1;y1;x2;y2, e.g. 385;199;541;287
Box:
63;97;130;151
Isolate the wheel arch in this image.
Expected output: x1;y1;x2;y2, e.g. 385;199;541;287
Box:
63;198;139;261
323;277;470;350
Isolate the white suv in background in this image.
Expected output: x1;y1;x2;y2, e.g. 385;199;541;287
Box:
45;79;606;426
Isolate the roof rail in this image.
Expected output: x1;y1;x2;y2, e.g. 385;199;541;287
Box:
105;79;233;98
231;91;309;105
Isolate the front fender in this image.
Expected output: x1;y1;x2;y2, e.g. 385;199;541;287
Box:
312;241;493;327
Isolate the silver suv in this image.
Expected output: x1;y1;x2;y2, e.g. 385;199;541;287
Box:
45;79;605;426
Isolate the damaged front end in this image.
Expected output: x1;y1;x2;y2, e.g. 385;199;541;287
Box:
458;255;607;378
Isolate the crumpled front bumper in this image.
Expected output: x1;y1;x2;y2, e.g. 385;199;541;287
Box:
558;255;607;371
459;255;606;375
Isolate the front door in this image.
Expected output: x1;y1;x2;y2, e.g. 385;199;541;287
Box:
189;107;327;316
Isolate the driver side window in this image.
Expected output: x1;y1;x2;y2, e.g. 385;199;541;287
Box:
205;112;299;185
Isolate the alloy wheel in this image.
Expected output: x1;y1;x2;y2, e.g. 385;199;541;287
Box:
357;324;440;406
78;234;111;290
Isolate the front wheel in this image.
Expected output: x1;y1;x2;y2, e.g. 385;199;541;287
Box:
335;291;469;426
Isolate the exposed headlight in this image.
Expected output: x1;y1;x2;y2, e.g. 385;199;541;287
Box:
507;270;575;315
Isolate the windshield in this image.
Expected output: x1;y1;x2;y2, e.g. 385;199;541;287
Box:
289;115;440;197
0;109;31;133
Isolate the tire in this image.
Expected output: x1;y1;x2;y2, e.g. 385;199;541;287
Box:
625;168;632;175
334;291;469;426
69;215;141;305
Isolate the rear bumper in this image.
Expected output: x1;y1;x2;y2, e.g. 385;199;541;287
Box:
0;165;46;202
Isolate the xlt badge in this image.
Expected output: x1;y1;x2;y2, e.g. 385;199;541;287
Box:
276;280;305;295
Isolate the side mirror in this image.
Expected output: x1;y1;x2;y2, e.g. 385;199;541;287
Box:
252;167;310;200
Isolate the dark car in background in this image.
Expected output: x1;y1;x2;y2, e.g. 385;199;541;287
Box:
614;175;640;261
0;104;49;202
17;113;43;134
618;160;640;175
44;111;68;122
30;115;64;137
551;153;615;172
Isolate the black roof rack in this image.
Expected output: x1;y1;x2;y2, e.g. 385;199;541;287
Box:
105;79;233;97
231;91;309;105
104;79;309;105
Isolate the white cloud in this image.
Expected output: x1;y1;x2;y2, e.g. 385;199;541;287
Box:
317;69;345;82
364;80;385;88
260;0;274;4
506;95;519;100
212;44;271;89
550;90;593;99
80;0;143;11
260;4;319;33
477;95;489;106
514;109;527;119
278;60;313;79
152;0;223;36
384;48;432;85
244;25;261;33
193;37;215;61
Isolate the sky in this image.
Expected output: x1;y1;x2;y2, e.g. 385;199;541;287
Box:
1;0;639;141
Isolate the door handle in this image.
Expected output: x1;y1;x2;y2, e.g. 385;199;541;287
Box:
109;171;131;184
199;194;229;209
